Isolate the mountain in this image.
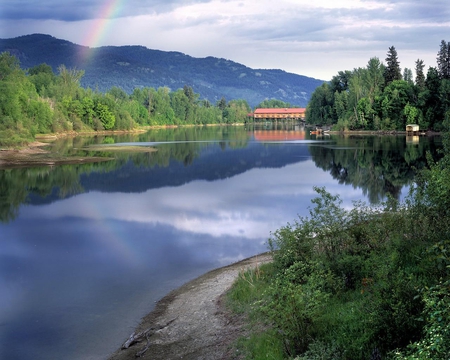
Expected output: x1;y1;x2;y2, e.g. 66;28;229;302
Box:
0;34;325;107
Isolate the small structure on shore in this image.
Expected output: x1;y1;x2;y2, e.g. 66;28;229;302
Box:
406;124;419;134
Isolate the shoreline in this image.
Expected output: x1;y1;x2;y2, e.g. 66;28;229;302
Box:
109;252;272;360
1;127;441;169
0;141;114;169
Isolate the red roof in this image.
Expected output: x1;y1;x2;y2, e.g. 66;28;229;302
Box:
254;108;305;114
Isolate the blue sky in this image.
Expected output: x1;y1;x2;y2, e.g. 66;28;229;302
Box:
1;0;449;80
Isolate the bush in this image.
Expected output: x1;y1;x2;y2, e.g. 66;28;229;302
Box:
261;187;440;359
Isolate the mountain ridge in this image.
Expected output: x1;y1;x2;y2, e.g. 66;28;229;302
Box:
0;34;324;107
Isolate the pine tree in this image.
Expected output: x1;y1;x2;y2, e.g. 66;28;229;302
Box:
437;40;450;79
403;68;413;84
415;59;426;90
383;46;402;85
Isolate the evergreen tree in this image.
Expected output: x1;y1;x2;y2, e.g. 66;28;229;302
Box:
437;39;450;79
216;97;227;111
415;59;426;90
383;46;402;85
403;68;413;84
424;67;442;130
183;85;196;104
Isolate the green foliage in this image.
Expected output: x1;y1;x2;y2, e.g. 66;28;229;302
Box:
256;99;292;109
236;329;285;360
0;52;256;146
305;82;334;125
392;280;450;360
229;154;450;359
437;40;450;80
384;46;402;85
226;262;286;359
307;41;450;130
94;102;115;130
380;80;414;130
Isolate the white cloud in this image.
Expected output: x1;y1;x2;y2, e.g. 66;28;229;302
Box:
1;0;448;79
22;160;364;240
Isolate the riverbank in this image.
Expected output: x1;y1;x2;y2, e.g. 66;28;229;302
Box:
0;124;246;168
0;141;114;169
109;253;272;360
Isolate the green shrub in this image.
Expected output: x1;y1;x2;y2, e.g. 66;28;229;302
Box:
392;279;450;360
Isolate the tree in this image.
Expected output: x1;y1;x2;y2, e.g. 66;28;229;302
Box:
153;87;174;124
364;57;385;102
403;68;413;84
256;99;292;109
171;89;189;122
334;90;348;120
384;46;402;86
305;82;334;125
94;102;115;130
330;70;352;93
183;85;196;104
423;67;442;130
379;80;414;130
28;63;56;96
56;65;84;99
0;52;44;143
224;99;251;124
0;51;20;80
216;97;227;111
437;40;450;79
415;59;426;90
107;86;128;102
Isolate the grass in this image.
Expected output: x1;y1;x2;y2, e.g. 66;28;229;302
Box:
226;262;287;359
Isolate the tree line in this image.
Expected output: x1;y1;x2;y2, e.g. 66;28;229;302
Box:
0;52;254;146
306;40;450;131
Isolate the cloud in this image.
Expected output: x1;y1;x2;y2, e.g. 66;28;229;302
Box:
1;1;98;21
21;160;363;240
0;0;449;79
0;0;215;21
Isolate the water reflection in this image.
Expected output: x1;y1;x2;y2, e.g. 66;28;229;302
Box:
0;126;442;359
307;134;440;203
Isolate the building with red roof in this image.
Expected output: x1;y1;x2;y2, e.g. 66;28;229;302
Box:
249;108;306;120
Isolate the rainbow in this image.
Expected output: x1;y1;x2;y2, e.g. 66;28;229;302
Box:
78;0;124;64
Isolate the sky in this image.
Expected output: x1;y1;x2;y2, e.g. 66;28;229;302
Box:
0;0;449;80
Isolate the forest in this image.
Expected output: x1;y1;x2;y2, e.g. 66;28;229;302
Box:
226;42;450;360
0;52;254;146
306;41;450;131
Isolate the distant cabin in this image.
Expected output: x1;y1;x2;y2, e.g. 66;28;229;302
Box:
406;124;419;133
249;108;306;120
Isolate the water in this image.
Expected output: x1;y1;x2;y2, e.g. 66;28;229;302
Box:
0;125;441;359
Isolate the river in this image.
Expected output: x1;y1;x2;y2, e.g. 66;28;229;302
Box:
0;125;441;359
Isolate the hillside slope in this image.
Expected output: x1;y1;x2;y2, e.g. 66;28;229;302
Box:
0;34;324;107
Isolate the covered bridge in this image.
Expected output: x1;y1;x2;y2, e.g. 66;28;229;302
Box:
250;108;306;120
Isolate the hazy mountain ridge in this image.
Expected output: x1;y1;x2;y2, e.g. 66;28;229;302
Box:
0;34;324;107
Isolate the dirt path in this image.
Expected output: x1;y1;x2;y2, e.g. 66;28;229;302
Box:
109;253;272;360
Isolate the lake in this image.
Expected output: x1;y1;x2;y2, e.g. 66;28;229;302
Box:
0;125;441;359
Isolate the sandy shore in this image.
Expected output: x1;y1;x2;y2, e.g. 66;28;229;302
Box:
109;253;272;360
0;141;115;169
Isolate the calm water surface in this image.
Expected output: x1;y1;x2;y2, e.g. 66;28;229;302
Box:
0;126;441;359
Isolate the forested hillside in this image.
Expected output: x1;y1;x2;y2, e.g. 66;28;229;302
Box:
0;34;324;107
306;41;450;131
0;51;254;146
